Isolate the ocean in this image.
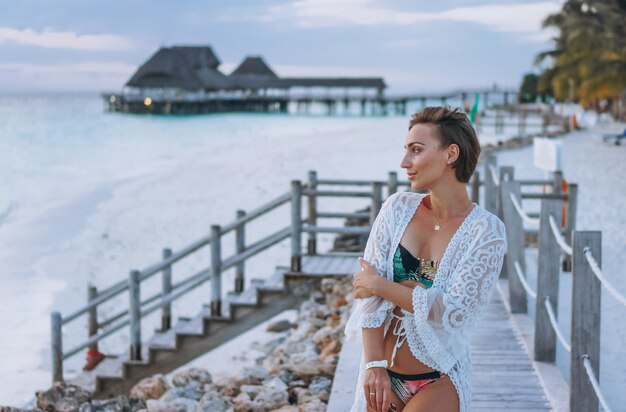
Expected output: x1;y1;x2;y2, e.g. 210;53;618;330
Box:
0;95;623;408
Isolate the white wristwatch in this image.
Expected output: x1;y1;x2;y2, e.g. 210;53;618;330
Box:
365;360;389;370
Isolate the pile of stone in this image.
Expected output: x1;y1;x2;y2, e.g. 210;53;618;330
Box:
24;277;353;412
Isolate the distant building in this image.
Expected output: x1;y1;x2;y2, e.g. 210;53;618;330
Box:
104;45;386;114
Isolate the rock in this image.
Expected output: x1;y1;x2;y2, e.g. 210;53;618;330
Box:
270;406;298;412
288;351;325;377
291;387;314;405
129;375;168;401
319;339;340;360
170;368;212;388
0;408;44;412
81;395;146;412
239;384;263;400
162;397;198;412
309;376;332;401
197;392;232;412
241;366;269;384
254;378;289;410
312;326;335;346
266;319;293;333
297;399;326;412
145;400;175;412
214;376;240;397
231;393;254;412
160;386;203;402
36;382;91;412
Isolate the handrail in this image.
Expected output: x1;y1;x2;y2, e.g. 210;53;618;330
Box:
302;189;372;198
221;192;291;234
222;227;292;269
581;355;612;412
583;248;626;308
513;260;537;299
509;192;540;226
544;296;571;353
548;215;573;256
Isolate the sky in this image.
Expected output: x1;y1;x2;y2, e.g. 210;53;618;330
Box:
0;0;564;95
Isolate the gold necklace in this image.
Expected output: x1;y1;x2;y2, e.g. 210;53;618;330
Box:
433;202;474;231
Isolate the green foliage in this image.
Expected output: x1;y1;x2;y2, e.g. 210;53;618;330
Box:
536;0;626;105
519;73;539;103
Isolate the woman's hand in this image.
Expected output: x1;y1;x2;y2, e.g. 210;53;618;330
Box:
363;367;394;412
352;258;384;299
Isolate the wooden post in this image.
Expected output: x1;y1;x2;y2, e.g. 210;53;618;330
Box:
570;231;601;412
471;170;480;204
51;312;63;383
210;225;222;316
484;155;497;214
129;270;142;361
291;180;302;272
388;172;398;196
563;183;578;272
161;248;172;330
87;284;99;352
370;182;383;225
534;199;562;362
498;166;514;280
235;210;246;292
501;180;527;313
307;171;318;255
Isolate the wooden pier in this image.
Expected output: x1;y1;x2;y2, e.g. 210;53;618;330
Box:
102;89;520;116
48;163;620;410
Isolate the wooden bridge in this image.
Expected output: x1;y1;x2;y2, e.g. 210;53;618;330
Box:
49;161;620;410
102;88;520;116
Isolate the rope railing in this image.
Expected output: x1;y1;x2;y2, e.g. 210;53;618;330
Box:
513;260;537;299
581;355;612;412
544;296;571;353
548;215;573;256
583;248;626;308
509;192;540;226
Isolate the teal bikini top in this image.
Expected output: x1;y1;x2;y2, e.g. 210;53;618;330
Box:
392;243;439;288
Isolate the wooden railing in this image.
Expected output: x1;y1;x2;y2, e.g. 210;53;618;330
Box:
490;156;620;412
50;171;408;384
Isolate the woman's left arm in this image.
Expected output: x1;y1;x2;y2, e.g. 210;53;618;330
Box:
354;228;507;330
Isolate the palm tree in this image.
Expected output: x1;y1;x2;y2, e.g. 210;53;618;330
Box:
536;0;626;116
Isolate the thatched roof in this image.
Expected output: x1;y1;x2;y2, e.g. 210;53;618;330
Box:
126;46;230;90
229;56;284;90
231;57;278;78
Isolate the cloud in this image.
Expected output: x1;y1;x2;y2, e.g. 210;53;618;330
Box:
223;0;561;42
0;62;136;74
0;27;135;50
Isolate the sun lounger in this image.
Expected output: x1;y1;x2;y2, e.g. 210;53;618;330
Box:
602;128;626;145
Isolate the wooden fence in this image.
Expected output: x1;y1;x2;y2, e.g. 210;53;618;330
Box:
489;156;621;412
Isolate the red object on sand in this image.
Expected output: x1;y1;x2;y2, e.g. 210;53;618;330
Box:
83;350;106;371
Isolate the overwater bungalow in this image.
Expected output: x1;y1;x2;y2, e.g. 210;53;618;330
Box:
103;45;387;115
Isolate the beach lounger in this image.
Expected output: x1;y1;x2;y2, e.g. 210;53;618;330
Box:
602;128;626;145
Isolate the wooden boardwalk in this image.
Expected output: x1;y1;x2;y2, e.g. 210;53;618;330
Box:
325;254;552;411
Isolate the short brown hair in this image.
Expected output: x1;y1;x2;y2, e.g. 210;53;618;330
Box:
409;106;480;183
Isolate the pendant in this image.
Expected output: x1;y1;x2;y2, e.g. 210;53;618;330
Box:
434;223;441;231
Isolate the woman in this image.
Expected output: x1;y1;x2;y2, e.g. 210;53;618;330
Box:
345;106;507;412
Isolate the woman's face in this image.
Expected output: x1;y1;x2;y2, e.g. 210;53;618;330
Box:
400;123;450;190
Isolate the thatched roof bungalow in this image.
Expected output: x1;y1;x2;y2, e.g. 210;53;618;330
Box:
125;46;231;95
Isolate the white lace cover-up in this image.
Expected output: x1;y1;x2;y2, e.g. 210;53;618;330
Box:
344;191;507;412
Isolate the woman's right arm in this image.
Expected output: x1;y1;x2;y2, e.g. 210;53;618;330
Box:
363;326;393;412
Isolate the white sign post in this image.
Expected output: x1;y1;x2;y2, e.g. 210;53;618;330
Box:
534;137;562;172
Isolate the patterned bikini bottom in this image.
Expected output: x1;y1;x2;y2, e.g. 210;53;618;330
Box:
387;369;443;406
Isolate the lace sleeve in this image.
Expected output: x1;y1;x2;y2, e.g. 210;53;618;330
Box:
344;192;397;340
412;217;507;334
